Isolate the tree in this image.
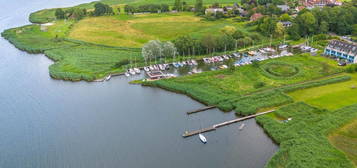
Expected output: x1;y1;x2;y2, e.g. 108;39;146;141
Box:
279;13;291;21
94;2;113;16
55;9;65;19
220;26;237;36
174;0;182;11
296;11;317;36
232;30;245;40
142;40;162;63
212;2;220;8
353;24;357;36
319;21;329;34
201;35;217;54
275;22;285;37
195;0;203;13
162;42;177;58
258;17;278;36
71;8;86;20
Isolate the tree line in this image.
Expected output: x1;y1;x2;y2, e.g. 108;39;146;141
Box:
124;4;170;14
55;2;114;20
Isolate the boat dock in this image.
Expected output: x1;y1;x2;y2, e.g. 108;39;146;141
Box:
187;106;216;115
182;110;275;138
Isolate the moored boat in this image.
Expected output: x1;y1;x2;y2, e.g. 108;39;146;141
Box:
199;133;207;144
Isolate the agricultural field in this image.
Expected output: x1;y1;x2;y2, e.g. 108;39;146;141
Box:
68;13;247;47
288;73;357;110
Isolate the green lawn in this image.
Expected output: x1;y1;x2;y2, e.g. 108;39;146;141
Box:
329;119;357;167
288;73;357;110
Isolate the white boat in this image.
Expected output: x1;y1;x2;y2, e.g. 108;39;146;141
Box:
129;69;136;75
144;66;150;72
134;68;141;74
105;75;111;81
125;72;130;77
239;123;245;130
149;65;154;71
191;60;198;66
173;62;180;68
199;133;207;144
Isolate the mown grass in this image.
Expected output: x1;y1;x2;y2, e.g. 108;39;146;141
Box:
68;13;248;47
256;102;357;168
289;73;357;110
329;119;357;167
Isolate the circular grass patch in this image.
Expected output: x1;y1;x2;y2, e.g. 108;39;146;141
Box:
261;62;300;78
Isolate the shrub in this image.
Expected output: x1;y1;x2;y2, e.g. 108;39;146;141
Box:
254;82;266;89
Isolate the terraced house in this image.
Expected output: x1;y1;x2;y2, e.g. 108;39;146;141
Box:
324;40;357;63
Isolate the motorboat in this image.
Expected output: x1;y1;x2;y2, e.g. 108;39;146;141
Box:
129;69;136;75
149;65;154;71
105;75;111;81
191;60;198;66
144;66;150;72
134;68;141;74
125;72;130;77
199;133;207;144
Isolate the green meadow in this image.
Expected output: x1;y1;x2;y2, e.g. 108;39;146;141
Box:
289;73;357;110
68;13;250;47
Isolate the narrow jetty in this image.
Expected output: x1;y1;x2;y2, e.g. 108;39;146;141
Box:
187;106;216;115
182;110;275;138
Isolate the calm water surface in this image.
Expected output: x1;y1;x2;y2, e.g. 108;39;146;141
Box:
0;1;278;167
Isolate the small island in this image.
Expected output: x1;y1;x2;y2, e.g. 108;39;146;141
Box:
3;0;357;167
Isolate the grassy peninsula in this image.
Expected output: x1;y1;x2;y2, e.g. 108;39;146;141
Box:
4;0;357;167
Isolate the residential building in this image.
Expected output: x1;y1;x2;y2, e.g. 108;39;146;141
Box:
324;40;357;63
205;8;224;15
280;21;292;27
277;5;290;12
300;0;342;9
250;13;263;21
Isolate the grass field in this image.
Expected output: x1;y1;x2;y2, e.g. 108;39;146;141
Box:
288;73;357;110
145;55;343;114
330;119;357;167
68;13;246;47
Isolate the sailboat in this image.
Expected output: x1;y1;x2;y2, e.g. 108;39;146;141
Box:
199;133;207;144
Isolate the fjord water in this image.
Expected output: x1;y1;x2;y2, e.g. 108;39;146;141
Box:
0;0;277;167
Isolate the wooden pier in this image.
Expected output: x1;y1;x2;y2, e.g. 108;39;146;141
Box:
187;106;216;115
182;110;275;138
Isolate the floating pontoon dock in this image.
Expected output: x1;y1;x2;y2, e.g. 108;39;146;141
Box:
182;110;275;138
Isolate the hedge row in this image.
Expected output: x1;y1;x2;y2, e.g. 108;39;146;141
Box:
280;75;351;93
